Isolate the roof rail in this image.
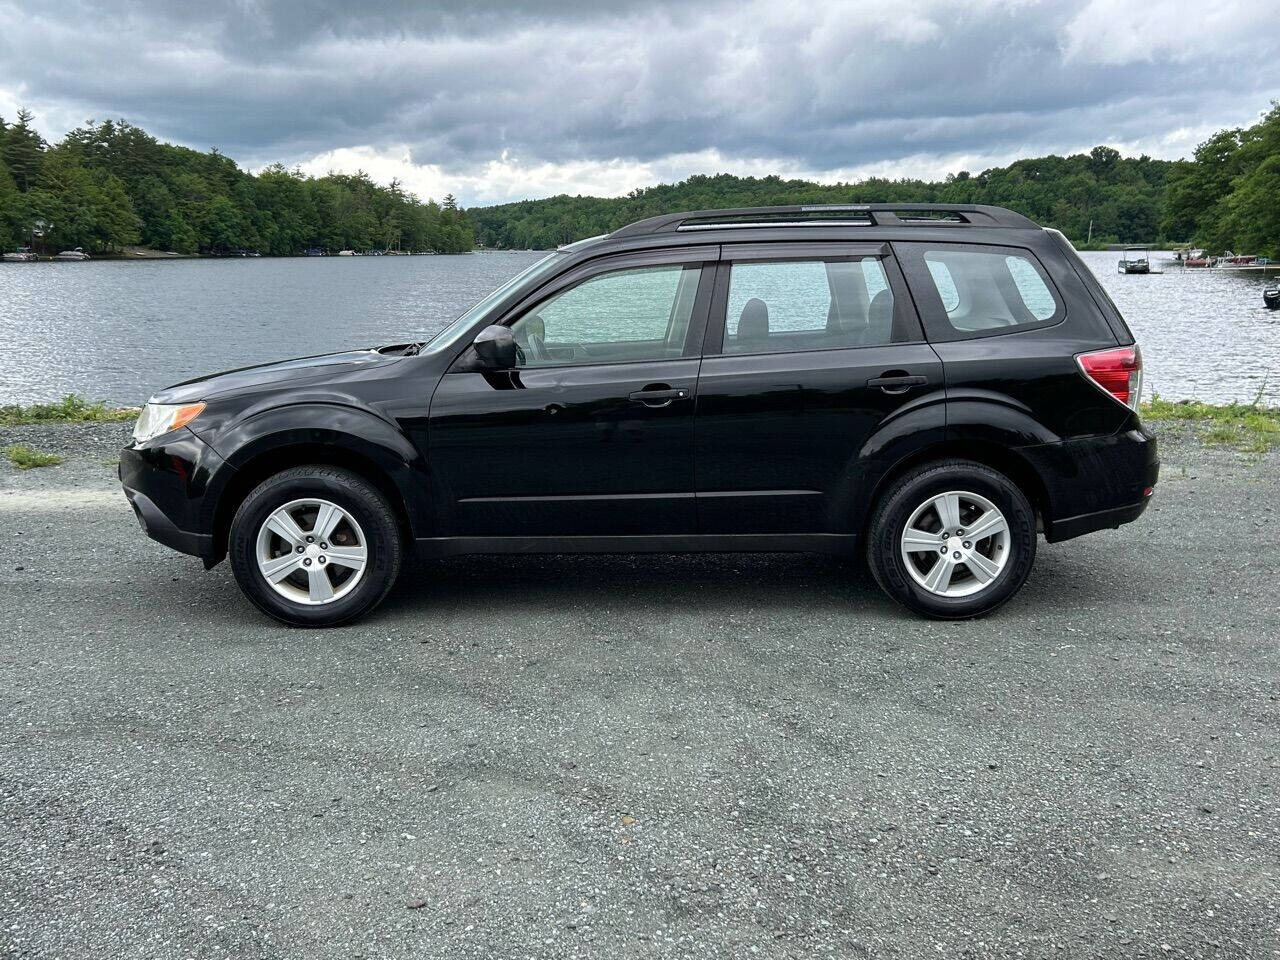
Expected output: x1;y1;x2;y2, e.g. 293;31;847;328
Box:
609;203;1039;238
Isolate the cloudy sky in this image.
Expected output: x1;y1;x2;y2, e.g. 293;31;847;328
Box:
2;0;1278;207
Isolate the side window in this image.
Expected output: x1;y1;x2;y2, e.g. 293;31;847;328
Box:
899;243;1063;339
1004;256;1056;320
926;260;960;313
509;264;701;367
722;258;902;355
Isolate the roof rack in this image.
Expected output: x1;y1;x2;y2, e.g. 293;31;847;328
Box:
609;203;1039;238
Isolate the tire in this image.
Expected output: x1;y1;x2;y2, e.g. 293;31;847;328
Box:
228;465;403;627
866;459;1036;619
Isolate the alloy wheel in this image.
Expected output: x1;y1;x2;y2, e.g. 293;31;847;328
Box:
255;498;368;604
899;490;1011;598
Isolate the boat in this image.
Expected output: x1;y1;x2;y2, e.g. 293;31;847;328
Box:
2;247;38;262
1117;247;1151;274
1265;287;1280;310
337;249;356;256
1221;251;1258;265
1183;256;1216;268
55;247;90;260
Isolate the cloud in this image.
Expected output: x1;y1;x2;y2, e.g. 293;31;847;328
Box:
1061;0;1277;65
2;0;1278;205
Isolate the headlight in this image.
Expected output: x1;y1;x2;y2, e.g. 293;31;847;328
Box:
132;402;206;443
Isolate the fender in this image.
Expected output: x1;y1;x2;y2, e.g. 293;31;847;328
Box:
196;400;433;539
945;391;1062;447
848;392;1063;533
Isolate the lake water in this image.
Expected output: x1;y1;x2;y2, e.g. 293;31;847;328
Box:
0;249;1276;405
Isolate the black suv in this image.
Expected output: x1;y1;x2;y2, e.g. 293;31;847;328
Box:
119;204;1158;626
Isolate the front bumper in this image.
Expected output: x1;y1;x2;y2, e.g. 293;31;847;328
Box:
118;427;231;559
123;486;213;556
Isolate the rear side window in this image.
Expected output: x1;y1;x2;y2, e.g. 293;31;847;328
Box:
897;243;1063;340
720;257;907;355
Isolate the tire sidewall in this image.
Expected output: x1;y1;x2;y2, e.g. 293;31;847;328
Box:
871;463;1036;619
230;470;399;627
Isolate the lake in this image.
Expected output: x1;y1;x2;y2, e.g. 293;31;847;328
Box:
0;249;1276;405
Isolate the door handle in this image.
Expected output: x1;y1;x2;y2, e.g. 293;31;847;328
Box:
628;386;689;407
867;374;928;394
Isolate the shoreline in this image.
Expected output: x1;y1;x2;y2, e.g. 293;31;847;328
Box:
2;396;1277;455
3;247;490;262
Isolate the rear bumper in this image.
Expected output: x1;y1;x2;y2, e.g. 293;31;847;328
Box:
1026;425;1159;543
1046;497;1150;542
118;427;230;559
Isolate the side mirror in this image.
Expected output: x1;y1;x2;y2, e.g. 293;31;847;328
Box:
472;325;517;369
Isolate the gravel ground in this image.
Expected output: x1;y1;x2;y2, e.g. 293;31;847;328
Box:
1;421;1277;960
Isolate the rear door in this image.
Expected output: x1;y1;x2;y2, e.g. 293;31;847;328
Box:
693;243;944;534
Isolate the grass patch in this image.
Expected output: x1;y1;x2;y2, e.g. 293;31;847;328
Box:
4;444;65;469
0;394;137;426
1142;395;1280;452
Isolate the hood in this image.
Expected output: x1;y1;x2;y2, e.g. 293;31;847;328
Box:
150;347;408;404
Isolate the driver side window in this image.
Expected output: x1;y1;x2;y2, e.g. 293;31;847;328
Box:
509;263;701;367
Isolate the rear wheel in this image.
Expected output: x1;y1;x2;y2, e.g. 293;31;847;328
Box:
229;466;402;627
867;460;1036;618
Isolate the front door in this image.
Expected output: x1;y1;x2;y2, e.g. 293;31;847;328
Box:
694;246;944;534
428;255;714;538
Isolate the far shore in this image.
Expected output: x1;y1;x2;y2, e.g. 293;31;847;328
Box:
5;246;494;262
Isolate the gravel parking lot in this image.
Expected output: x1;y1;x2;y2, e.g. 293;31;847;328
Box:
2;422;1278;959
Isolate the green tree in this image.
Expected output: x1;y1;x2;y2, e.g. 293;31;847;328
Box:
1160;128;1243;245
29;154;99;249
93;172;142;248
197;195;253;252
0;158;23;248
2;108;45;191
1222;154;1280;258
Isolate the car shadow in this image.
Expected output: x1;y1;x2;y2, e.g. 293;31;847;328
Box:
161;538;1146;629
381;551;890;617
371;539;1147;624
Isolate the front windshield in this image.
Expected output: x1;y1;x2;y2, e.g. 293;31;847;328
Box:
422;251;566;355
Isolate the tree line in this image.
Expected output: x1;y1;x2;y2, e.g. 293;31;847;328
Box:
470;102;1280;257
469;146;1172;250
0;112;475;255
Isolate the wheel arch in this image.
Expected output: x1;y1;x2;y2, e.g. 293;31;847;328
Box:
860;439;1052;541
202;406;432;566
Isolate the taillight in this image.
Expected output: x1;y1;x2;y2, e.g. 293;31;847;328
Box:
1077;345;1142;411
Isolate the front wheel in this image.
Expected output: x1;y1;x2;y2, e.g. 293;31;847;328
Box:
228;466;403;627
867;460;1036;619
